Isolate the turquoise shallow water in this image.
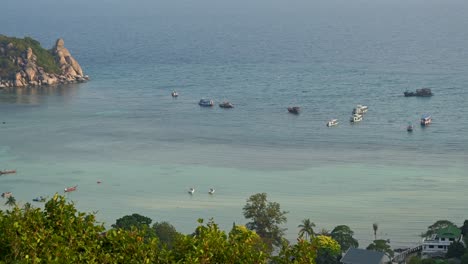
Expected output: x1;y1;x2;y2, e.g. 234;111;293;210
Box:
1;0;468;248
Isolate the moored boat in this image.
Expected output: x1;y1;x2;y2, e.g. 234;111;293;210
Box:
326;119;339;127
0;169;16;175
208;188;215;194
404;88;433;97
219;101;234;108
199;99;214;107
1;192;12;198
420;114;432;126
33;196;46;202
352;105;368;115
407;124;414;132
287;106;300;114
64;185;78;193
171;91;179;97
350;114;363;123
188;187;195;194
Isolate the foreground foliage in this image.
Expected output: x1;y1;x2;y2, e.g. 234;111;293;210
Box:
243;192;288;249
0;195;325;263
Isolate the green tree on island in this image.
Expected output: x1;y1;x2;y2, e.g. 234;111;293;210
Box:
298;218;316;240
330;225;359;252
243;192;288;249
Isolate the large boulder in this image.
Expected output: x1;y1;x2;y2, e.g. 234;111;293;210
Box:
53;38;84;77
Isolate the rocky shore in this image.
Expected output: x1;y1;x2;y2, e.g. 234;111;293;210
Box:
0;37;88;88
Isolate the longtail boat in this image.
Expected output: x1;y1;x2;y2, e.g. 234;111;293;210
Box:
64;185;78;192
0;170;16;175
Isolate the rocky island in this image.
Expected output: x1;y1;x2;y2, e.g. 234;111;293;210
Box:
0;35;88;88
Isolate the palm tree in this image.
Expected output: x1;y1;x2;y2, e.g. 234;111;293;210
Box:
373;223;378;241
298;218;316;240
5;196;16;207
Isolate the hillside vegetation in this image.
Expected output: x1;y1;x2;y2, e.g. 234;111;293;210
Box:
0;35;59;79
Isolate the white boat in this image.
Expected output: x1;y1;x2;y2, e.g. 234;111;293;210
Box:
353;105;368;115
199;99;214;107
421;114;432;126
171;91;179;97
350;114;363;123
208;188;215;194
326;119;339;127
188;188;195;194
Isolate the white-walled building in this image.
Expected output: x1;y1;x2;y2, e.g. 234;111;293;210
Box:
421;226;462;258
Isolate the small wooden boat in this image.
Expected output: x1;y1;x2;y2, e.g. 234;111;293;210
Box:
407;123;414;132
327;119;339;127
0;169;16;175
208;188;215;194
199;99;214;107
33;196;46;202
219;101;234;108
64;185;78;193
188;188;195;194
1;192;12;198
171;91;178;97
287;106;300;114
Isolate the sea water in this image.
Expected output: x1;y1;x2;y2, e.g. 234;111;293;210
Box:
1;0;467;248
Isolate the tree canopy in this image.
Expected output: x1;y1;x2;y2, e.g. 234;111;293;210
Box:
423;220;457;237
314;235;341;264
243;193;288;249
152;221;180;248
366;239;394;258
446;241;466;259
298;218;316;240
330;225;358;252
112;213;153;230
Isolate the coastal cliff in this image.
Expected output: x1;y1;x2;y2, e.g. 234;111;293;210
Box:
0;35;88;88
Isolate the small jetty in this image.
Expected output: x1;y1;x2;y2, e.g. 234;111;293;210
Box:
0;169;16;175
287;106;300;114
404;88;433;97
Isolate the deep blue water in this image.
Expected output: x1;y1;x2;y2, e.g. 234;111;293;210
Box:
1;0;468;248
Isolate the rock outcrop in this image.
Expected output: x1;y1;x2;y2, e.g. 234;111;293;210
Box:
0;36;88;88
